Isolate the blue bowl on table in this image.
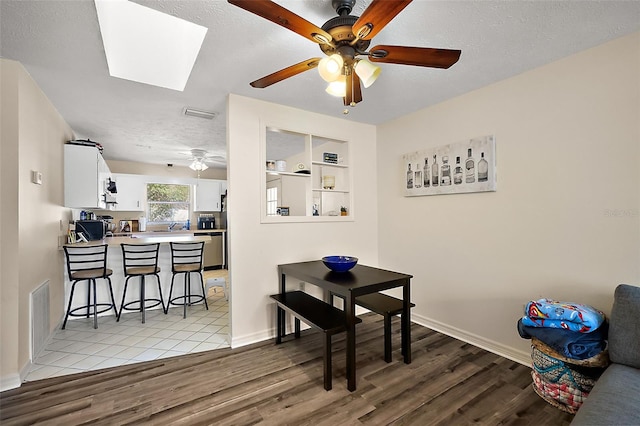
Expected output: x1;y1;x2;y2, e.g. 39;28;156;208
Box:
322;256;358;272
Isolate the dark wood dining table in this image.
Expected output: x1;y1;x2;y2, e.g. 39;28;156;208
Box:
277;260;413;391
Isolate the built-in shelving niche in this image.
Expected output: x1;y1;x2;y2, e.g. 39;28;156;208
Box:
261;125;352;223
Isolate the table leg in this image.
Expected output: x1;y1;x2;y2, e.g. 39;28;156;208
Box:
276;269;286;344
402;280;412;364
276;306;284;344
345;294;356;391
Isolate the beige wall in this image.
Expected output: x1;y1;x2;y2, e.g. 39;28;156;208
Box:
107;159;226;180
1;59;22;390
1;59;73;390
227;95;378;346
376;32;640;363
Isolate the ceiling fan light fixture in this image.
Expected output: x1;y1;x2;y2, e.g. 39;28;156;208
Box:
189;159;208;171
318;54;344;82
354;59;381;88
325;75;346;97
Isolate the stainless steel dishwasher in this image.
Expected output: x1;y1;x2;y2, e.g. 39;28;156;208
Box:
199;232;224;269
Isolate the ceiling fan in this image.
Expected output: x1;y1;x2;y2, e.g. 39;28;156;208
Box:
184;149;225;172
228;0;461;107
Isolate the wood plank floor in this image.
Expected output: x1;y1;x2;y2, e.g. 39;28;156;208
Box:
0;314;574;425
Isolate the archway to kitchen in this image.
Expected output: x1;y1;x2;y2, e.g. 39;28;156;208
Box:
26;162;231;382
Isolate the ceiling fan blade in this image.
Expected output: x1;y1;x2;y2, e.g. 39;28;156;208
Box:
250;58;321;88
352;0;412;41
228;0;332;44
369;45;461;68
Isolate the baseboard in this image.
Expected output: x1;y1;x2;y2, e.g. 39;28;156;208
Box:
234;313;531;366
16;313;64;389
411;312;531;366
0;373;22;392
231;329;272;349
230;319;314;349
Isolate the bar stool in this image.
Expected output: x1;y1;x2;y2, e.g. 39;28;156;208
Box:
62;244;117;329
118;243;165;323
167;241;208;318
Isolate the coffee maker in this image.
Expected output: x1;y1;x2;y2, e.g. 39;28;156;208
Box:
98;215;115;236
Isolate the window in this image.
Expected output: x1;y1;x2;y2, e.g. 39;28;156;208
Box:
147;183;190;223
266;186;278;216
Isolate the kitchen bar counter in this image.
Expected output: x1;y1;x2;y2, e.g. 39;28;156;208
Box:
63;234;215;321
64;234;214;247
109;229;226;238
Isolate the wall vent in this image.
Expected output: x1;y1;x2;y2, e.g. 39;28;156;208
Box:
30;280;50;360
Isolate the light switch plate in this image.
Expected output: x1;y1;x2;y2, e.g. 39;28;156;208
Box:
31;170;43;185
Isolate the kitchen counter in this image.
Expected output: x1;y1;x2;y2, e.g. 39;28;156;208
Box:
108;229;226;237
65;234;212;247
62;233;219;321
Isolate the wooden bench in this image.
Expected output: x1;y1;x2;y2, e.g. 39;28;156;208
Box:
355;293;415;363
270;291;361;390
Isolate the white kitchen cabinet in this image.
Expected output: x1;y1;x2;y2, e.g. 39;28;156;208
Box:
64;144;112;209
194;179;223;211
112;173;146;211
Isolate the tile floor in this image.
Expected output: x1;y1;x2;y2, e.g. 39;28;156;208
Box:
25;274;229;382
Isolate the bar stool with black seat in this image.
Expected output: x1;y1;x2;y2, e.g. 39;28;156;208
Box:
118;243;165;323
167;241;208;318
62;244;117;329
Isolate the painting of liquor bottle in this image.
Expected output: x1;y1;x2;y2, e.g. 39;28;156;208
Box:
402;135;496;197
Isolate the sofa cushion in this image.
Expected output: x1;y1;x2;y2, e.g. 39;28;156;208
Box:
571;364;640;425
608;284;640;368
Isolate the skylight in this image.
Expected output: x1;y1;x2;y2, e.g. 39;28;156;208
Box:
94;0;207;91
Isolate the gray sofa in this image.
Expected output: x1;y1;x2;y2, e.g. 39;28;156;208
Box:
571;284;640;425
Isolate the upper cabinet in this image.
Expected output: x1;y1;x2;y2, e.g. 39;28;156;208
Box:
194;179;223;211
112;173;146;211
64;144;113;209
262;126;352;222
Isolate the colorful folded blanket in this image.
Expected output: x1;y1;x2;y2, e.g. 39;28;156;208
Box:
531;370;587;413
522;299;605;333
517;318;608;360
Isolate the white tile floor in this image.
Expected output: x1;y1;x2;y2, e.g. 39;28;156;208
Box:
24;288;229;382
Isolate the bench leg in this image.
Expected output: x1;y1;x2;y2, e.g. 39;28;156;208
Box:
294;318;301;338
384;314;392;363
323;333;332;391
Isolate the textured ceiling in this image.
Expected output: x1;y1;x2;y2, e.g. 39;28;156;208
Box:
1;0;639;168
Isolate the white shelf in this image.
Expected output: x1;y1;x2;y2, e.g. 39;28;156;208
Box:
312;161;348;168
312;188;349;193
265;170;310;177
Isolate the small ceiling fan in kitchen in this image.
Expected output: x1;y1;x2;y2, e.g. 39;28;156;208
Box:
227;0;461;107
184;149;225;173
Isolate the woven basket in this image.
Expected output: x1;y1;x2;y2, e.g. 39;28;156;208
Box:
531;342;604;394
531;337;610;368
531;380;581;414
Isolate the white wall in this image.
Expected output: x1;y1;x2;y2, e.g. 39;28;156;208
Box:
1;59;73;390
227;94;378;346
107;159;226;180
376;32;640;364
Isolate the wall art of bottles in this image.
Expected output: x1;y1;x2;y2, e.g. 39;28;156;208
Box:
401;135;496;197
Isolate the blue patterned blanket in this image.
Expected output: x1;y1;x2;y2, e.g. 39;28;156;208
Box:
522;299;605;333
